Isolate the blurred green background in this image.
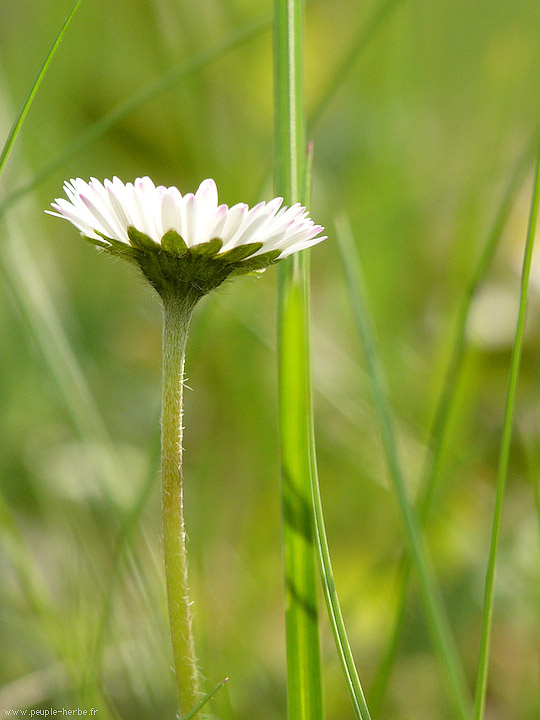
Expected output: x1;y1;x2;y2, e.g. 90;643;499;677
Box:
1;0;540;718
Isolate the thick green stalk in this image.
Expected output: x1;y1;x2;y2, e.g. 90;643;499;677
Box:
274;1;324;719
161;292;199;718
473;141;540;720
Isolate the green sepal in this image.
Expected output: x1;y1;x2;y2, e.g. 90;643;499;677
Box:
127;226;160;252
81;234;110;250
220;242;263;263
85;224;283;303
189;237;222;257
161;229;188;256
93;231;140;260
230;249;282;275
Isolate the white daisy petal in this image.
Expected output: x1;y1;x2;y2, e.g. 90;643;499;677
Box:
195;178;218;211
208;204;228;239
182;194;197;247
161;188;183;236
220;203;249;249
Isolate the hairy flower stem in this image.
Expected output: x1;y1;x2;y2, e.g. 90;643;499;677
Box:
161;290;200;717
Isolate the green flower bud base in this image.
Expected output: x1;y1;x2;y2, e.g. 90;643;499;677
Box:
83;225;282;303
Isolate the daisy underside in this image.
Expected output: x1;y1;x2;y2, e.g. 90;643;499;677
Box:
86;225;280;300
49;177;326;301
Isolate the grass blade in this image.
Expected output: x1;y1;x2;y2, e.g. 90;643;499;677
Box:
473;139;540;720
0;0;84;179
274;1;324;719
308;374;372;720
369;130;538;713
336;215;471;720
183;678;229;720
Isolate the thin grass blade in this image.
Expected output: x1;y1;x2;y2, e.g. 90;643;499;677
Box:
299;143;372;719
83;422;161;699
307;364;372;720
336;215;471;720
473;138;540;720
0;0;84;178
183;678;229;720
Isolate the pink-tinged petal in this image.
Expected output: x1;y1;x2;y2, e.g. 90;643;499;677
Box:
277;235;327;258
103;179;133;237
161;188;183;235
132;179;160;240
220;203;249;249
45;206;98;239
208;204;228;240
195;178;218;210
264;197;284;215
182;194;197;246
79;193;123;240
47;177;326;264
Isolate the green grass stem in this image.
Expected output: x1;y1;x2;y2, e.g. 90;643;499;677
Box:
473;139;540;720
336;216;471;720
274;1;324;719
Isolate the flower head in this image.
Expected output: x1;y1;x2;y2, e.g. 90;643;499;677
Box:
48;177;326;301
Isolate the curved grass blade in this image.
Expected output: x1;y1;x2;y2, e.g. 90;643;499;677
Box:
300;143;372;719
307;330;372;720
0;0;84;179
368;129;539;714
274;0;324;718
336;215;471;720
473;138;540;720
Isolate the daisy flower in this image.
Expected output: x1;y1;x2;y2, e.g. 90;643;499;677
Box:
46;174;326;716
48;176;326;299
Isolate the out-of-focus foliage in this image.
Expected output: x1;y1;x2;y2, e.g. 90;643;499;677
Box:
1;0;540;718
